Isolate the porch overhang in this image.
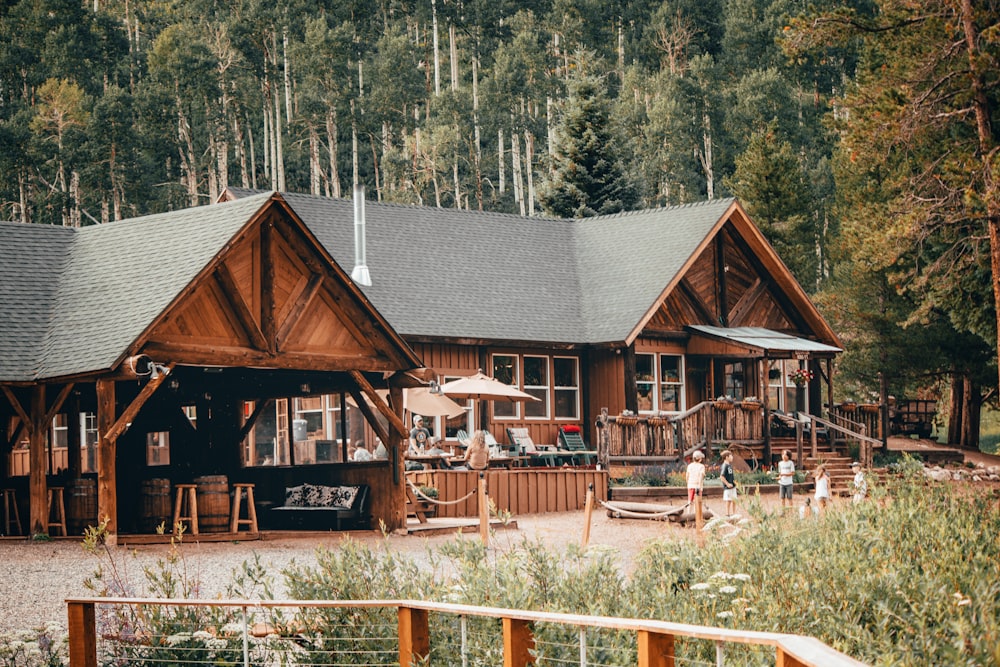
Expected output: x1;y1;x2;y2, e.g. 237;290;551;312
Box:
685;325;842;358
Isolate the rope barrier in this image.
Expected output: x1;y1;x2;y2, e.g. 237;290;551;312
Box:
406;479;478;506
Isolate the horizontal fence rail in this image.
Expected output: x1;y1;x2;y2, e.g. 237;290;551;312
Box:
67;596;868;667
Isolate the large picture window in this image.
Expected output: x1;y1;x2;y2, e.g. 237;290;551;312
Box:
491;354;580;420
659;354;684;412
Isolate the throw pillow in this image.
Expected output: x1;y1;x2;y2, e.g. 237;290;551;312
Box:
301;483;324;507
284;485;305;507
331;486;359;510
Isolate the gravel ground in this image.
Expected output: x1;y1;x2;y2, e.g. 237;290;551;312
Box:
0;502;721;637
7;445;997;639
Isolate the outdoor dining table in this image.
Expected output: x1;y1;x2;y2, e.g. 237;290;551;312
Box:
404;453;456;469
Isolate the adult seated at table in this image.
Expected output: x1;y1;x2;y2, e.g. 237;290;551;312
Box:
409;415;431;453
463;430;490;471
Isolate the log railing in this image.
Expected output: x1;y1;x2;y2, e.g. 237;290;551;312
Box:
66;596;868;667
604;401;766;463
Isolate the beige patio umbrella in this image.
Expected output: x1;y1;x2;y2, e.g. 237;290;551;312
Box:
348;387;467;418
439;371;541;402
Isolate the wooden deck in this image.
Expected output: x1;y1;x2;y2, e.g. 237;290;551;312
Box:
885;436;963;464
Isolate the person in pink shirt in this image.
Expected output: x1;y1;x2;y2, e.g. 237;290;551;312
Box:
686;450;706;503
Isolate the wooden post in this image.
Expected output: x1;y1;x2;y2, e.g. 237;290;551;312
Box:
67;601;97;667
398;606;430;667
637;630;675;667
96;379;117;545
581;483;594;550
389;383;405;531
29;385;47;536
694;492;704;548
478;472;489;546
503;617;535;667
776;647;810;667
810;421;818;460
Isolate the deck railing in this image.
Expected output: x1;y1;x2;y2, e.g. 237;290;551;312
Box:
66;596;867;667
604;401;766;463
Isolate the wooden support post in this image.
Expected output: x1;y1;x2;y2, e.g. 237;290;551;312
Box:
67;601;98;667
503;617;535;667
637;629;675;667
398;606;430;667
776;647;810;667
810;421;818;460
694;492;704;548
478;472;489;546
581;483;594;550
96;379;117;545
29;385;46;536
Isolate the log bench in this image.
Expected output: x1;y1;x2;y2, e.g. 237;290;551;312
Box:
271;483;370;531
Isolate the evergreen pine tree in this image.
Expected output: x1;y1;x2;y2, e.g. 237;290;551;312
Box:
538;64;636;218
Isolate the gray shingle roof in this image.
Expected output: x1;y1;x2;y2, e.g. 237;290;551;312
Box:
0;190;756;382
280;192;735;345
0;193;274;381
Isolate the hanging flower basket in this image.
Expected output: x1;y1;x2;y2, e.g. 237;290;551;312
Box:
860;403;880;414
714;399;735;411
617;415;639;427
646;416;671;428
840;401;858;413
740;400;762;412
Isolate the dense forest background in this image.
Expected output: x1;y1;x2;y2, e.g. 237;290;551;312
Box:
1;0;998;445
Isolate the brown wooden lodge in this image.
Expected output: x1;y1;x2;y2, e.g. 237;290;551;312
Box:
0;189;845;542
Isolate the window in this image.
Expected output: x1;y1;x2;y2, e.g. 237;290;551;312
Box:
81;413;97;473
637;353;686;413
553;357;580;419
523;356;549;418
723;362;745;400
492;354;519;419
441;375;474;440
767;360;806;412
659;355;684;412
492;354;580;420
146;431;170;466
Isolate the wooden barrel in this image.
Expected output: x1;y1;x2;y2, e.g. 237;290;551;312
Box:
66;478;97;536
139;478;172;533
195;475;230;532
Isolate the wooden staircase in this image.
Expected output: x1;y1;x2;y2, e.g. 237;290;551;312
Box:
770;437;855;495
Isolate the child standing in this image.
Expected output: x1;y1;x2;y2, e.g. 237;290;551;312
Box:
851;461;868;504
813;464;831;513
720;449;737;517
778;450;795;509
686;450;706;504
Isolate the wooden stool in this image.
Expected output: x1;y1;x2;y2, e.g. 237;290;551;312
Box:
230;483;258;534
47;487;67;537
2;489;22;536
172;484;199;535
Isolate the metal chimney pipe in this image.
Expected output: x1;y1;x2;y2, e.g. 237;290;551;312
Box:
351;184;372;286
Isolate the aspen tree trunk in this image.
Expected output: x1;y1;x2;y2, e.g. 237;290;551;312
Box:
262;88;272;186
498;128;505;194
381;121;390;196
273;81;285;190
326;109;340;197
69;171;81;227
309;126;321;195
449;24;458;92
246;114;257;189
472;56;483;209
512;130;525;215
233;116;250;189
431;0;441;95
699;111;714;200
370;138;381;200
207;133;219;202
19;171;30;223
177;104;199;206
617;20;625;80
546;97;555;151
524;129;534;216
283;27;292;124
453;153;460;206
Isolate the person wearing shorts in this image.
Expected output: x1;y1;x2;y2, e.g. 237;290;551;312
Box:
686;450;706;503
778;449;795;509
720;449;737;517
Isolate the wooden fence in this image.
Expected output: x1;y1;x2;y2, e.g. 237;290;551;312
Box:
405;469;608;518
67;596;869;667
